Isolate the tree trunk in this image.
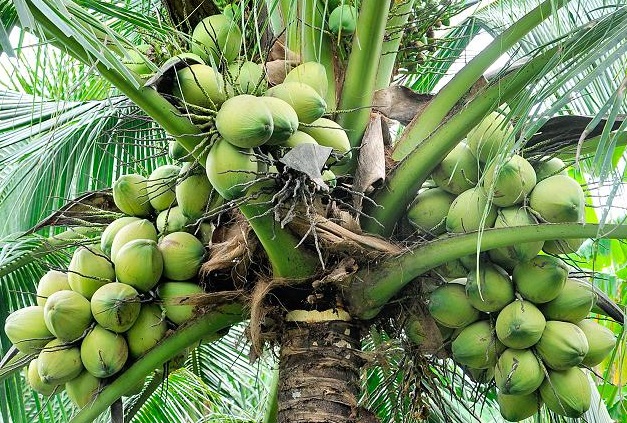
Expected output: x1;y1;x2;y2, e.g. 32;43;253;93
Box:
161;0;219;32
277;320;378;423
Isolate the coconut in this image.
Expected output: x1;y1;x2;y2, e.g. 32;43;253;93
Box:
169;140;191;162
122;45;152;75
406;188;456;236
431;143;479;194
100;216;141;257
283;130;318;148
465;261;514;312
451;320;504;369
265;82;326;124
228;61;266;94
433;259;468;279
157;282;205;324
284;61;328;98
482;155;536;207
329;5;358;36
428;283;480;328
109;218;157;261
112;174;152;217
529;174;585;223
65;370;101;408
299;117;351;163
495;300;546;349
37;339;83;385
158;232;205;281
172;64;227;109
126;304;167;358
67;246;115;299
542;238;585;255
260;97;299;144
147;165;180;212
512;255;568;303
445;187;497;233
43;290;93;342
404;315;426;345
534;157;567;181
497;392;541;422
27;359;61;396
206;139;261;200
577;320;616;367
486;249;519;273
488;207;544;267
216;95;274;148
539;278;596;323
540;367;591;418
156;207;188;234
36;270;70;307
322;169;337;189
80;325;128;378
536;321;589;370
191;14;242;64
115;239;163;292
466;367;494;385
176;162;219;220
467;112;515;163
4;306;53;353
90;283;141;333
494;348;544;395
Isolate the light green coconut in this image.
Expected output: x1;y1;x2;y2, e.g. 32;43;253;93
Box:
495;300;546;349
114;240;163;292
176;162;219;220
228;61;266;94
90;283;141;333
283;61;328;98
465;261;515;312
299;117;351;164
427;283;480;328
112;174;152;217
67;246;115;299
283;130;318;148
431;143;479;194
576;319;616;367
172;64;228;109
467;112;515;163
100;216;141;257
80;325;128;378
4;306;53;353
216;95;274;148
539;278;597;323
433;259;468;280
497;392;542;422
191;14;242;64
445;187;497;233
406;188;456;236
529;174;585;223
43;290;93;342
66;370;101;408
512;255;568;303
539;367;591;418
534;156;567;181
451;320;504;369
488;207;544;269
157;282;205;324
158;232;205;281
37;339;83;385
494;348;544;395
482;154;537;207
205;139;261;200
27;358;60;396
536;321;589;370
126;304;167;358
36;270;71;307
169;140;191;162
109;218;157;262
156;207;188;234
265;82;326;124
122;44;152;75
329;4;358;36
260;96;300;144
147;164;181;212
543;238;585;255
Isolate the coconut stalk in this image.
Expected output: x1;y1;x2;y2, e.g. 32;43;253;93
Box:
391;0;569;161
70;304;244;423
346;223;627;320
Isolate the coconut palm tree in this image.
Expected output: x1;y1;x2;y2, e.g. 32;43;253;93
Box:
1;0;626;422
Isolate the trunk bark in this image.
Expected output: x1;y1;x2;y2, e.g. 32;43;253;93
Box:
161;0;219;32
277;320;377;423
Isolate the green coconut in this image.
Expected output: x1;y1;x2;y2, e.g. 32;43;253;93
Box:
109;218;158;262
27;358;60;396
536;321;589;370
191;14;242;64
176;162;218;220
126;304;167;358
465;261;515;312
260;96;299;144
299;117;351;164
428;283;480;328
467;112;515;163
122;45;152;75
529;174;585;223
431;143;479;194
43;290;93;342
66;370;101;408
329;5;358;36
406;188;456;236
156;207;188;234
577;320;616;367
158;232;205;281
539;278;596;323
534;157;567;181
265;82;326;124
466;367;495;385
482;154;537;207
4;306;53;353
112;174;152;217
67;246;115;300
283;130;318;148
36;270;70;307
169;140;191;162
495;300;546;349
216;95;274;148
512;255;568;303
100;216;141;257
205;139;261;200
228;61;266;94
497;392;542;422
147;164;180;212
80;325;128;378
452;320;504;369
540;367;591;418
37;339;83;385
90;283;141;333
322;169;337;189
495;348;544;395
488;207;544;269
434;259;469;280
404;315;426;345
542;238;585;255
114;239;163;291
172;64;228;109
445;187;497;233
284;61;328;98
157;282;205;324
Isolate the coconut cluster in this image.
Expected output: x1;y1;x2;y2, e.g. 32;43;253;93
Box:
6;165;216;407
407;112;618;421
